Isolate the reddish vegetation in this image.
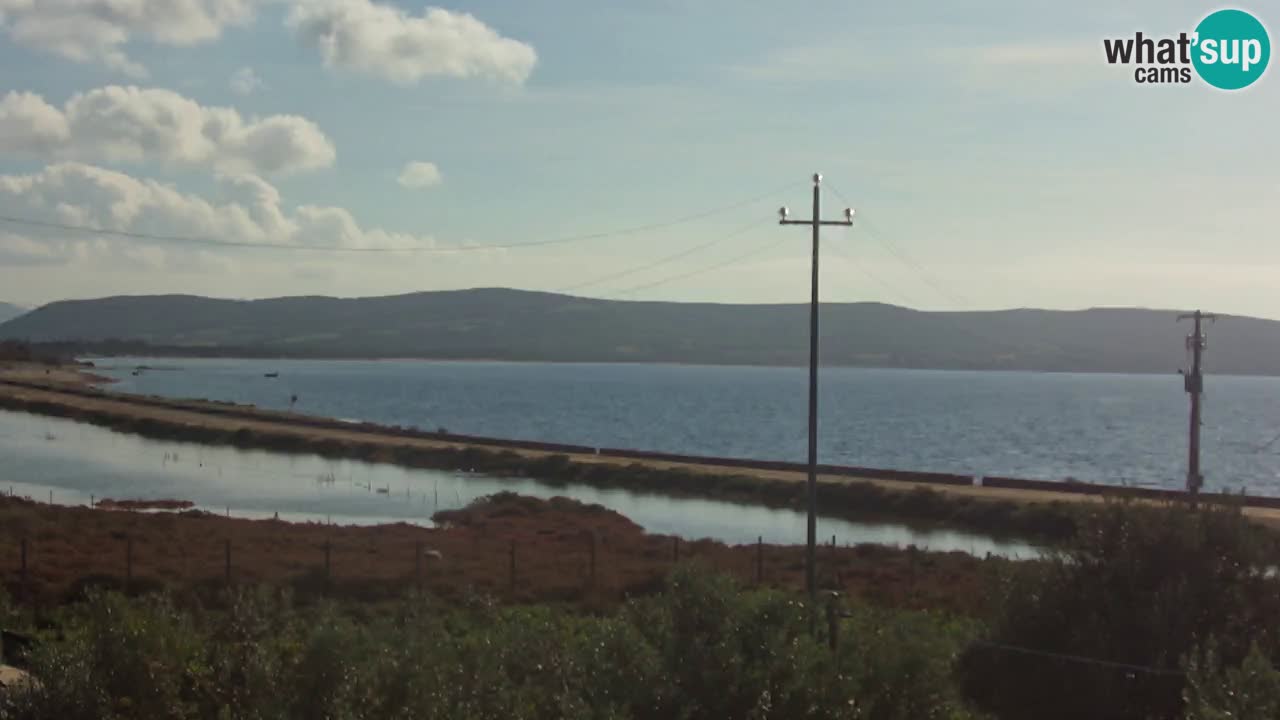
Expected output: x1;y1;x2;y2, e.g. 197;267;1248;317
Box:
94;498;196;511
0;493;1005;615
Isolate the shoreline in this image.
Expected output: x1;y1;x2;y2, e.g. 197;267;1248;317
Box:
63;351;1280;378
3;363;1278;542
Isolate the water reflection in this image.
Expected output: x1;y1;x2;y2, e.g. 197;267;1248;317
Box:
0;410;1038;558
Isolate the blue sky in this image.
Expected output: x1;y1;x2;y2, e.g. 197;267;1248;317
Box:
0;0;1276;317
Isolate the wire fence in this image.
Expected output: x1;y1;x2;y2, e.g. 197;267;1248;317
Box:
3;487;988;624
1;529;1191;677
1;526;827;597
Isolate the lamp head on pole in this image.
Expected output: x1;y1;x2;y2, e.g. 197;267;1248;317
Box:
812;173;822;185
778;206;789;221
844;207;855;222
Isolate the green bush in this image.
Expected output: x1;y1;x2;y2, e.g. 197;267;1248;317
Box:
2;566;982;720
8;590;207;720
1183;641;1280;719
958;499;1280;720
837;604;982;720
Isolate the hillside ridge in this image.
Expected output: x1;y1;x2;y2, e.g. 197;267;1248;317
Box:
1;289;1273;374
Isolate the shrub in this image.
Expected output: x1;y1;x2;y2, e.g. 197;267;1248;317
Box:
2;567;985;720
7;590;208;720
958;499;1280;720
1183;641;1280;720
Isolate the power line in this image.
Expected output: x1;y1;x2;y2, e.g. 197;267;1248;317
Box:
1255;430;1280;454
821;183;972;307
607;227;785;297
826;225;923;308
0;180;802;255
556;218;762;294
858;216;971;307
970;640;1185;677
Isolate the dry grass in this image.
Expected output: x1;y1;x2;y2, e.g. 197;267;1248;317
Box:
0;493;1005;616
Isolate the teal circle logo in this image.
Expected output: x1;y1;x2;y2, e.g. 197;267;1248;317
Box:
1192;9;1270;90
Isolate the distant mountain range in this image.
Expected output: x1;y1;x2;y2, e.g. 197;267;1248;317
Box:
0;302;25;324
0;288;1276;375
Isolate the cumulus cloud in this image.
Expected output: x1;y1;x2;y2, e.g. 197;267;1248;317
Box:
229;66;264;95
287;0;536;85
397;161;442;189
0;163;438;265
0;0;257;78
0;92;69;153
0;86;335;176
0;231;63;266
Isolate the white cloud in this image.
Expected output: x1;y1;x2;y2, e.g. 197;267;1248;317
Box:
0;231;63;266
397;161;442;189
230;66;265;95
0;163;438;262
0;86;335;176
287;0;536;85
0;0;257;78
0;92;69;153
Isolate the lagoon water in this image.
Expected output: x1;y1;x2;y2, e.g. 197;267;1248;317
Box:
0;409;1035;557
90;357;1280;496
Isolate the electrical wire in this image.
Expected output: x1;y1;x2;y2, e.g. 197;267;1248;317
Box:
607;226;786;297
969;641;1185;677
556;217;763;294
1256;430;1280;453
826;224;923;308
821;182;972;307
0;180;802;255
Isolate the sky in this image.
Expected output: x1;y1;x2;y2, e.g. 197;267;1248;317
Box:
0;0;1276;317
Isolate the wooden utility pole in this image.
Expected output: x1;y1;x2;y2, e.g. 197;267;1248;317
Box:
778;174;854;624
1178;310;1217;498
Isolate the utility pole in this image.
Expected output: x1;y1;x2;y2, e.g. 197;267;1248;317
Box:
1178;309;1217;498
778;174;853;618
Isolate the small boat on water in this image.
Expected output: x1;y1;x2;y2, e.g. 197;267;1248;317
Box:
263;372;279;378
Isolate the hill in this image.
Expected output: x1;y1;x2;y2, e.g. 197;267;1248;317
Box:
1;288;1277;374
0;302;25;324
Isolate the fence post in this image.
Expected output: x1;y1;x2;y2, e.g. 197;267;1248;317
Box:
323;539;332;590
826;593;840;651
509;539;517;600
588;531;597;590
415;540;423;595
756;536;764;584
225;539;232;586
908;545;917;589
19;537;28;601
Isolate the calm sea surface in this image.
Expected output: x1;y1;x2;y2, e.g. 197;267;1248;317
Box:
87;357;1280;496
